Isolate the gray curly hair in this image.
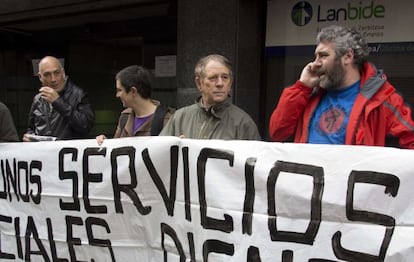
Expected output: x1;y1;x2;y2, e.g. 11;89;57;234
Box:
317;25;369;69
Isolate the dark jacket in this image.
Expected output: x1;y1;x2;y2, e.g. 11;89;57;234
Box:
26;78;95;140
269;62;414;149
0;102;19;142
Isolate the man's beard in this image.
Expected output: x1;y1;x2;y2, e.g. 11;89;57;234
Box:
319;58;345;90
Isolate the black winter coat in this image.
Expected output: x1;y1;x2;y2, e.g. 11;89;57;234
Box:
26;78;95;140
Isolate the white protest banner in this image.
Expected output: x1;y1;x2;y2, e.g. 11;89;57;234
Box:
0;137;413;261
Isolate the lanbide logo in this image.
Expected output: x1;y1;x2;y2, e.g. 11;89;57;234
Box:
291;1;385;26
291;1;313;26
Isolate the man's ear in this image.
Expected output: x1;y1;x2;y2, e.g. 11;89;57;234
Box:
195;77;202;90
130;86;143;98
130;86;138;94
343;49;354;65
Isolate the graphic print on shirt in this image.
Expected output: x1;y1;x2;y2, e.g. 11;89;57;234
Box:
318;105;346;134
309;81;360;144
309;103;349;144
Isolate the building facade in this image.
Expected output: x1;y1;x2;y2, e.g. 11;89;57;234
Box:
1;0;413;140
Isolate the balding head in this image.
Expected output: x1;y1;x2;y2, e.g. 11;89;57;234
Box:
38;56;63;71
38;56;66;92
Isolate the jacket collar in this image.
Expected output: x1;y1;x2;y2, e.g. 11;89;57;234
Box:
196;96;231;119
121;99;161;115
360;62;389;100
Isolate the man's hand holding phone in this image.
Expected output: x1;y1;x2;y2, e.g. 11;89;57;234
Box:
299;62;322;88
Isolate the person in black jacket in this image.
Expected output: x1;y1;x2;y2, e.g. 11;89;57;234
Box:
23;56;95;141
0;101;19;142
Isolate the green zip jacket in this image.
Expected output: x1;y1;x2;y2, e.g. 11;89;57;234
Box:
160;97;261;140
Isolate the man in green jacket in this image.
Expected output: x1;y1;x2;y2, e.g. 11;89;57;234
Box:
160;54;261;140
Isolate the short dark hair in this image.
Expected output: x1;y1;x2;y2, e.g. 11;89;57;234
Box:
115;65;153;99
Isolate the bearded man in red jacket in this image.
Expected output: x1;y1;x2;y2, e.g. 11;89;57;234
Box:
269;25;414;149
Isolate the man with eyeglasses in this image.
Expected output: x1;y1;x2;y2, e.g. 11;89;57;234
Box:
160;54;261;140
23;56;95;141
